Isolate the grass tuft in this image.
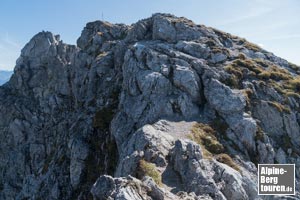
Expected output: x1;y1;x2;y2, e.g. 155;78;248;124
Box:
283;77;300;92
255;126;264;142
138;160;162;186
215;153;240;172
188;123;224;159
258;71;271;80
241;88;253;106
188;122;241;172
243;41;262;52
233;59;264;74
224;65;243;79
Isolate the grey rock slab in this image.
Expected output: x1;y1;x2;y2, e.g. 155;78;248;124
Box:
204;78;246;115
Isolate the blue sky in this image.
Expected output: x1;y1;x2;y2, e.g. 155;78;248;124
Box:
0;0;299;70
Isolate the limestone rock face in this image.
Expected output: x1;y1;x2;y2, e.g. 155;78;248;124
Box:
1;13;300;199
204;78;246;115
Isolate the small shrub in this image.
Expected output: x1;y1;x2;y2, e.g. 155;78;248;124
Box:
270;65;291;75
187;134;213;159
258;69;291;81
257;65;291;81
269;81;300;99
224;58;295;88
189;123;224;155
233;59;264;74
204;38;217;47
211;47;229;56
211;47;222;54
254;58;270;68
223;75;240;89
283;77;300;92
238;53;247;60
224;65;243;79
241;88;253;106
215;153;240;172
269;81;285;94
255;126;264;141
138;160;162;186
270;71;291;81
189;122;241;172
258;71;271;80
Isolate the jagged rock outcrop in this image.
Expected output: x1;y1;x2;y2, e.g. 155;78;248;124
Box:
1;13;300;199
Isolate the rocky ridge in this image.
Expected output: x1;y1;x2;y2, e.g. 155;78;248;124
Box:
1;13;300;199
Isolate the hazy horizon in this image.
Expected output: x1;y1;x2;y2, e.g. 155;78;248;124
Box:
0;0;299;70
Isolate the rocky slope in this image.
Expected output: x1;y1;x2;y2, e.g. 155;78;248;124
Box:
1;13;300;199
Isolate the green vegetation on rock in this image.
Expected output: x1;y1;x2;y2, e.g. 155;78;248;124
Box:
188;123;241;172
189;123;224;156
138;159;162;186
215;154;240;172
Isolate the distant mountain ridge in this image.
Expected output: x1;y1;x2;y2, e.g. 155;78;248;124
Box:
0;70;13;85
